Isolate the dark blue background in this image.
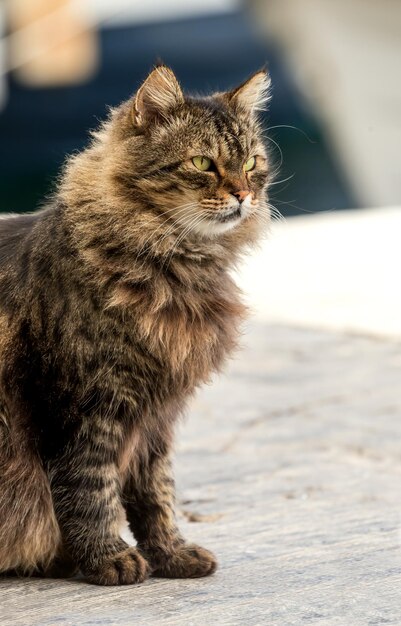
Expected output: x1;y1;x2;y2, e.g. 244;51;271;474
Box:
0;10;355;214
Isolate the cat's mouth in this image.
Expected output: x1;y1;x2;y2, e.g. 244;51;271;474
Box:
215;207;242;223
184;203;247;237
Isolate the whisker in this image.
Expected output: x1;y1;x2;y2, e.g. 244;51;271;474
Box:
142;202;199;226
268;173;295;187
271;199;338;218
265;124;316;144
270;199;311;214
262;134;284;174
162;213;208;272
255;201;286;225
135;203;199;262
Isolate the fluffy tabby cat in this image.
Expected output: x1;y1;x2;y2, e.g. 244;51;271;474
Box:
0;66;271;585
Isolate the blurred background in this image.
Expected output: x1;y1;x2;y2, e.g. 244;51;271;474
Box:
1;0;400;214
4;0;400;214
0;0;400;336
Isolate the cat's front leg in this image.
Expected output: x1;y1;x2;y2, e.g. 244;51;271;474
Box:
123;447;217;578
47;418;149;585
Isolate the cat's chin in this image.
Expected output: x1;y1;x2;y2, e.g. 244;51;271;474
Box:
192;216;243;238
189;205;248;238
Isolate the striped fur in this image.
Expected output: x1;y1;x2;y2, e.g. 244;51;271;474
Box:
0;67;271;584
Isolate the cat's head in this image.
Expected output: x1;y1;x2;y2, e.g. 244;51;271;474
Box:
111;65;271;240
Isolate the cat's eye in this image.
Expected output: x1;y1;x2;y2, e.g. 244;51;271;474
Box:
244;156;256;172
192;156;212;171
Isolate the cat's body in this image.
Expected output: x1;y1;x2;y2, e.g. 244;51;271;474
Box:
0;66;271;584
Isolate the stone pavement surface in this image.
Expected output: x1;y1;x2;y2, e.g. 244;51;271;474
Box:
1;322;400;625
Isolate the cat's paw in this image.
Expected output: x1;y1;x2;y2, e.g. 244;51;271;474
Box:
151;544;217;579
85;548;150;586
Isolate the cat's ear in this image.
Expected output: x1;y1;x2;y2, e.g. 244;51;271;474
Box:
132;65;184;127
226;69;271;114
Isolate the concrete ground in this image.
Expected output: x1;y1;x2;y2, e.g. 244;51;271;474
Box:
1;208;400;625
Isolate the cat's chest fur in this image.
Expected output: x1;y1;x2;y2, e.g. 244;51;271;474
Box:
107;272;246;400
107;278;246;480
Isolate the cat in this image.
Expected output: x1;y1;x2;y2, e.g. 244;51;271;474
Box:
0;65;271;585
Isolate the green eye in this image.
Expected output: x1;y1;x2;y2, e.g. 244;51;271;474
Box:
192;156;212;171
244;156;256;172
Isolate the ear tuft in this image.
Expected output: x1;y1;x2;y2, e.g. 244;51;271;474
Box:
132;65;184;127
227;70;271;114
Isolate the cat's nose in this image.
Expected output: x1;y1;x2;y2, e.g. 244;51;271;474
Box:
232;190;250;204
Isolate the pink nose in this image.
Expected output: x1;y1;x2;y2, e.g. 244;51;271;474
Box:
232;190;250;203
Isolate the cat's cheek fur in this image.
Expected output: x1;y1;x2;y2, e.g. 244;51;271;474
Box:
0;66;270;584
